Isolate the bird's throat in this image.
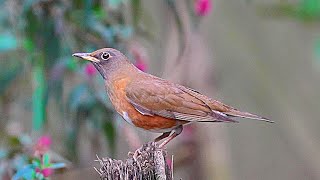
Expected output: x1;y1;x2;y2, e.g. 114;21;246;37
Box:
91;61;137;83
92;62;107;79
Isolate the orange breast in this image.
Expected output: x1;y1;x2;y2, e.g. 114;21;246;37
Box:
107;78;182;132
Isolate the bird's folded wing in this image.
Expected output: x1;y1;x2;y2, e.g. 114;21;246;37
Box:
125;79;236;123
177;85;271;122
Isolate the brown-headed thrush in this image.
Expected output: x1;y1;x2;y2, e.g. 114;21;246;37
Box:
73;48;272;147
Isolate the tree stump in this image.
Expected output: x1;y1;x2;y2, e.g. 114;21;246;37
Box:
94;142;172;180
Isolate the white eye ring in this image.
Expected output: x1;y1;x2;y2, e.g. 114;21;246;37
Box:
101;52;110;60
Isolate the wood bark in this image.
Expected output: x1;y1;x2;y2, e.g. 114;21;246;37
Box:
94;142;172;180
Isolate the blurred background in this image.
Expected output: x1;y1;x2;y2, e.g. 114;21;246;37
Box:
1;0;320;179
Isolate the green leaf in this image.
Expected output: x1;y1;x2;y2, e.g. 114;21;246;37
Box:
32;57;47;131
298;0;320;18
32;158;41;168
66;58;78;71
103;120;117;156
43;153;50;167
93;6;107;20
0;32;18;52
23;37;35;52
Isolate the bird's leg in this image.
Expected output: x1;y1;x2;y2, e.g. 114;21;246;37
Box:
154;132;171;142
159;125;183;148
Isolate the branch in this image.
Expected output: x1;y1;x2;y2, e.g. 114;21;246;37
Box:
94;142;172;180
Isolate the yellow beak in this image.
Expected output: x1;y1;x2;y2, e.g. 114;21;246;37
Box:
72;53;100;63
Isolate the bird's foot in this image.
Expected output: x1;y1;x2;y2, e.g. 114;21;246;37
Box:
155;125;183;148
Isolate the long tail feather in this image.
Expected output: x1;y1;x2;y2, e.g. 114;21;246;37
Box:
224;110;274;123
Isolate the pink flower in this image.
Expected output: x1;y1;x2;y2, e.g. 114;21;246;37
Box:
35;168;41;173
41;168;53;177
34;135;52;155
84;63;97;77
37;136;52;148
135;59;147;72
195;0;212;16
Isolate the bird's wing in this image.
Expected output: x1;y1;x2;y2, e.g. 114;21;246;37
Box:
125;78;237;123
177;85;272;122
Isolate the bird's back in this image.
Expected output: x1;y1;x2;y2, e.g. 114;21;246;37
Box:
127;70;271;123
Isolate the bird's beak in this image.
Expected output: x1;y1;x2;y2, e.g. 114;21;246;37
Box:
72;53;100;63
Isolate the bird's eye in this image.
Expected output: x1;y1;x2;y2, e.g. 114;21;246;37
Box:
101;52;110;60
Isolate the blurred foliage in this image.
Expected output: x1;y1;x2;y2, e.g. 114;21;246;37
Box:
0;0;207;178
0;0;149;168
0;135;65;180
256;0;320;21
254;0;320;69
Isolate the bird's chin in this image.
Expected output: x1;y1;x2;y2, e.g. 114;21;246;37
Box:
92;62;107;79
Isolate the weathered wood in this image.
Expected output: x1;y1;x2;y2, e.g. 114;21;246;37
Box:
94;142;172;180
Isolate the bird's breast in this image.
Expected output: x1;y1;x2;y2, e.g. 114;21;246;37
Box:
107;78;183;133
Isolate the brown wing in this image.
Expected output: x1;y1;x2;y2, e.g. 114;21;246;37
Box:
125;78;237;123
177;85;272;122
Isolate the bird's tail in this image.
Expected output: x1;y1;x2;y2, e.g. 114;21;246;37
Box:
224;110;274;123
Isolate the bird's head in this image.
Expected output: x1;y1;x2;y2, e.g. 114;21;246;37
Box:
72;48;130;79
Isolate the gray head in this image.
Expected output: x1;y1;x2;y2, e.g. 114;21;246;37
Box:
73;48;133;79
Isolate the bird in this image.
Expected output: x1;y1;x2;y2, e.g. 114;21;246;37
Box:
72;48;273;148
